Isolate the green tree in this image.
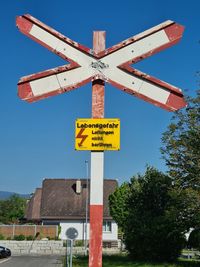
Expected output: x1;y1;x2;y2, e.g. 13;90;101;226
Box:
109;167;200;262
161;90;200;189
0;195;26;224
125;167;185;262
109;182;130;229
166;187;200;231
161;90;200;241
188;229;200;250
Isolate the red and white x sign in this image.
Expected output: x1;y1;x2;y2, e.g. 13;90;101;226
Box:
16;14;186;111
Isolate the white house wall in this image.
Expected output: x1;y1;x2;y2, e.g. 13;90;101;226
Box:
103;221;118;241
59;220;118;241
60;221;84;240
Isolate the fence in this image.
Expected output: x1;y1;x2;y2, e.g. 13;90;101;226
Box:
0;225;58;239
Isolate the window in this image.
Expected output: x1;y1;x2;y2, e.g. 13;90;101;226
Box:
103;221;112;232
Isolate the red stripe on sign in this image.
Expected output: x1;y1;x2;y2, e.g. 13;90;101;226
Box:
16;16;33;34
167;92;187;110
18;83;33;101
164;23;184;42
26;89;63;103
89;205;103;267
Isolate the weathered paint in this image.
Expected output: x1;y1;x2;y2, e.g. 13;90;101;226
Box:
16;15;186;111
89;31;105;267
89;205;103;267
106;66;187;112
96;21;184;59
18;73;92;102
16;14;91;57
92;80;105;118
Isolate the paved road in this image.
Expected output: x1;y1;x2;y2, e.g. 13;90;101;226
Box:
0;255;63;267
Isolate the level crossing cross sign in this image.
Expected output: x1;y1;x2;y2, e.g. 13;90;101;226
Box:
16;14;186;267
17;14;186;111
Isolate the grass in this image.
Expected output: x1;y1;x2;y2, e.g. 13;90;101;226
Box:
67;255;200;267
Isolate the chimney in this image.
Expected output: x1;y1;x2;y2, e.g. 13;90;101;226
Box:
76;179;82;194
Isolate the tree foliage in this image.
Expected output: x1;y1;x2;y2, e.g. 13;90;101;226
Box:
109;167;200;262
125;168;185;261
161;90;200;243
161;90;200;189
109;91;200;261
0;195;26;224
109;182;130;229
188;229;200;250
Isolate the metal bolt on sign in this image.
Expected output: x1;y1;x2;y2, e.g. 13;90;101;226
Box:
16;14;186;267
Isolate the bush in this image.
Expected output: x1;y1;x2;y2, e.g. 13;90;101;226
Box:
110;167;188;262
124;168;187;262
188;229;200;249
75;240;84;247
26;235;34;240
0;234;4;240
125;227;185;262
14;234;26;241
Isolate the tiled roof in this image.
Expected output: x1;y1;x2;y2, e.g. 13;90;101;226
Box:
27;179;118;221
26;188;42;221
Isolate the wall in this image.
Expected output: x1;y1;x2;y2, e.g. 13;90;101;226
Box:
0;240;66;255
59;220;85;240
0;222;118;242
59;220;118;241
103;221;118;241
0;240;120;256
0;225;58;239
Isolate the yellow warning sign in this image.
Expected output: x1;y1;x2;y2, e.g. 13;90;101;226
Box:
75;118;120;151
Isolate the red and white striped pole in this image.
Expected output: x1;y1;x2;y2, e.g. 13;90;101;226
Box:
89;31;105;267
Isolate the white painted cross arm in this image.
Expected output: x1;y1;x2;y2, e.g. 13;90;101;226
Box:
16;15;186;111
99;20;186;111
16;14;96;102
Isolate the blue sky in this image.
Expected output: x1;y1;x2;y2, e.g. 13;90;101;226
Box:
0;0;199;194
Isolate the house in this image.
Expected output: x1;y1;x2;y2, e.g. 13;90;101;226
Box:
26;178;118;246
26;188;42;222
